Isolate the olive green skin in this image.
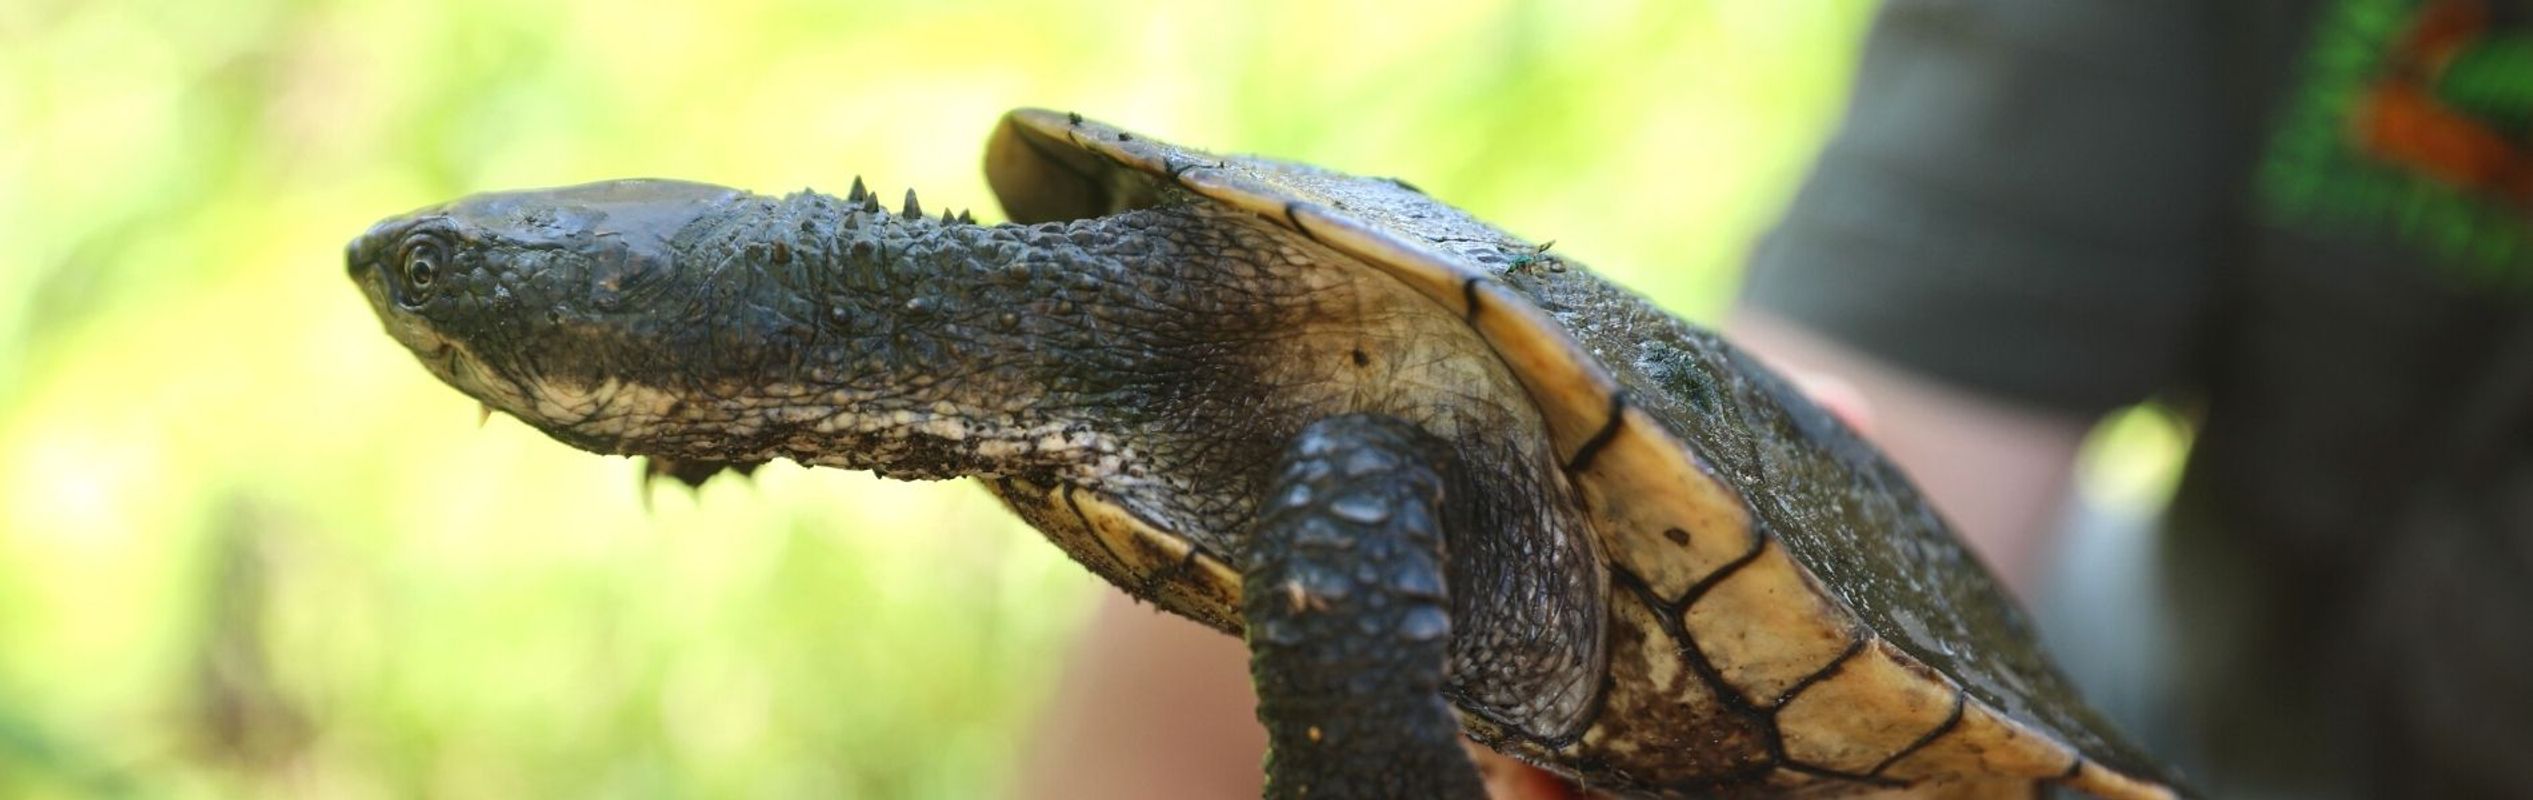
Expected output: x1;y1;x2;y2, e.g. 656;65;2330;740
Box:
349;109;2184;799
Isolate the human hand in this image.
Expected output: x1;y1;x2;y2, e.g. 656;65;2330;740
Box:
1470;743;1588;799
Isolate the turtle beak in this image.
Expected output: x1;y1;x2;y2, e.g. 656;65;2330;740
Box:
346;223;397;291
345;234;371;280
346;213;419;284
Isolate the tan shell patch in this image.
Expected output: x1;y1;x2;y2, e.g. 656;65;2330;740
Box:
1842;777;2048;799
2065;760;2182;800
1791;698;2182;800
1558;580;1771;788
989;478;1243;633
1678;544;1859;705
1876;701;2100;792
1776;642;1963;775
1571;407;1763;602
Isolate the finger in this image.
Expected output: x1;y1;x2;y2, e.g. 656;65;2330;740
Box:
1788;369;1875;437
1467;740;1584;799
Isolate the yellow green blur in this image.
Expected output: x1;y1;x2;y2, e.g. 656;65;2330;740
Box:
0;2;1879;797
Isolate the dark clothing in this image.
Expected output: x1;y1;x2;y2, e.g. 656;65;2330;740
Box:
1743;0;2533;796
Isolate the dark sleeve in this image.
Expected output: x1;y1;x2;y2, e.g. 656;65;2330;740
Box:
1741;0;2237;416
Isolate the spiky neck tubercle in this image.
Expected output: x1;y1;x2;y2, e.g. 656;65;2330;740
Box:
481;180;1270;484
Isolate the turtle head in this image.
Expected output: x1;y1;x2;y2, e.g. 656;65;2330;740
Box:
350;179;808;458
349;178;1079;479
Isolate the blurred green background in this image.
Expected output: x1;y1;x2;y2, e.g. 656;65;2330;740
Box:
0;2;1899;797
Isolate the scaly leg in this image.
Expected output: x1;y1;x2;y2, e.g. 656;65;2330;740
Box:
1244;414;1485;800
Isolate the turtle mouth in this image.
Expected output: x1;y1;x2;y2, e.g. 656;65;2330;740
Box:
384;314;538;428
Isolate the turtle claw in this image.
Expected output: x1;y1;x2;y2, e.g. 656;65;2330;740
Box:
639;458;700;514
846;176;868;203
640;457;769;492
901;189;922;219
476;403;494;427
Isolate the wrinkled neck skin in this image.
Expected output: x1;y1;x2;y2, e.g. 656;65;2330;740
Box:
364;182;1611;742
475;193;1300;491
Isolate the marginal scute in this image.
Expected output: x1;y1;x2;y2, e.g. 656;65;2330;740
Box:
1844;778;2047;799
2067;760;2182;800
1572;407;1757;601
990;479;1243;633
1677;546;1856;704
1876;701;2077;787
1776;640;1963;774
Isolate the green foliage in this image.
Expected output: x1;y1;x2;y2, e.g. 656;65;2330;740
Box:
0;1;1867;796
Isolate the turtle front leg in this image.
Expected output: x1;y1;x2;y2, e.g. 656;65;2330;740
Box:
1243;414;1485;800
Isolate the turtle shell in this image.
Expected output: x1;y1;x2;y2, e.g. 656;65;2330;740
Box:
984;109;2183;800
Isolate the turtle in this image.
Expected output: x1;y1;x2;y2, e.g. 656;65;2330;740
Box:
345;108;2187;799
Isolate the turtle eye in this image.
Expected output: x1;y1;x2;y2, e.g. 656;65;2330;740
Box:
397;234;447;304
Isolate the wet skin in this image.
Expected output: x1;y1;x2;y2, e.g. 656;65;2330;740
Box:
349;178;1602;799
349;138;2181;796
